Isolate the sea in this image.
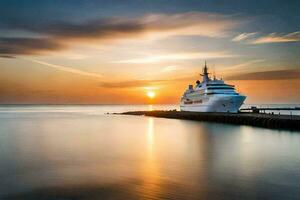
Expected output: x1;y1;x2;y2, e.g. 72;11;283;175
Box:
0;104;300;200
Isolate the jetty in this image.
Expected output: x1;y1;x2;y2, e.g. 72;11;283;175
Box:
240;106;300;113
116;110;300;131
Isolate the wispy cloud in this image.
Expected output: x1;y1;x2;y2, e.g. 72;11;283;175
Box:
232;32;257;42
112;51;237;64
227;69;300;80
21;57;196;89
98;76;194;88
22;58;103;79
162;65;181;72
251;31;300;44
0;12;242;57
224;59;265;71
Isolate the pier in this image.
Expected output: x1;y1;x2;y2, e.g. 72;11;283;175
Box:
240;106;300;113
116;110;300;131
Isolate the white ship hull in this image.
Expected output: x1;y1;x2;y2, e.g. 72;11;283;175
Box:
180;95;246;113
180;62;246;113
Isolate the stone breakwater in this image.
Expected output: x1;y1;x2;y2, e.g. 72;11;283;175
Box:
116;110;300;131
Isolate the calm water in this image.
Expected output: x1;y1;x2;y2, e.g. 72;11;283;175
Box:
0;105;300;200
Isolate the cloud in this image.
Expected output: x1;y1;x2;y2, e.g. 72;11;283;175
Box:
251;31;300;44
98;76;195;89
232;32;257;42
22;58;103;79
112;51;237;64
0;37;65;57
0;54;15;58
226;69;300;80
99;79;164;88
20;57;195;88
223;59;265;71
162;65;181;72
28;12;238;39
0;12;242;57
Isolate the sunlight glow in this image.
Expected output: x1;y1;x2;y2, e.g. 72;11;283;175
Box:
147;91;156;99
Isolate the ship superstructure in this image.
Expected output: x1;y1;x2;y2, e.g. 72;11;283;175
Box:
180;62;246;113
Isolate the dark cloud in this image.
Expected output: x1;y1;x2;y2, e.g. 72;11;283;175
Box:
0;37;64;56
42;19;146;39
226;69;300;80
0;54;15;58
0;12;240;57
0;18;145;56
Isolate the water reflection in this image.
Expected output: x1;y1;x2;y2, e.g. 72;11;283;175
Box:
139;117;161;198
148;104;153;111
0;106;300;199
147;117;154;152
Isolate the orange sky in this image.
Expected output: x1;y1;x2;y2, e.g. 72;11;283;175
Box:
1;61;299;104
0;6;299;104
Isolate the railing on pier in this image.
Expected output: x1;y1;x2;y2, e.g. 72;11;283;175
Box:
240;106;300;113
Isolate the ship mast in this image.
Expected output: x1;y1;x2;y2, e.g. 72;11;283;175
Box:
202;61;209;82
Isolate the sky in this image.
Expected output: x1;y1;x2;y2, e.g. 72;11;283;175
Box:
0;0;299;104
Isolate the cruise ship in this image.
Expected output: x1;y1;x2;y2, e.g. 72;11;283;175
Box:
180;62;246;113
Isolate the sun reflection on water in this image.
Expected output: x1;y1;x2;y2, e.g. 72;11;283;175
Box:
139;117;161;198
148;104;153;111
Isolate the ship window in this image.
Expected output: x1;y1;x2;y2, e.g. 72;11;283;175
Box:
207;87;234;90
207;84;234;87
206;92;238;95
207;84;225;86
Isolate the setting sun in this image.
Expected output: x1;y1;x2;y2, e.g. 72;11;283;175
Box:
147;91;156;99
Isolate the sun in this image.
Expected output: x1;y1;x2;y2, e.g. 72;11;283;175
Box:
147;91;156;99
